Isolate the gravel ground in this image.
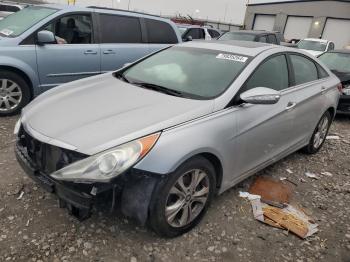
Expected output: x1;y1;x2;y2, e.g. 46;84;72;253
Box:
0;115;349;262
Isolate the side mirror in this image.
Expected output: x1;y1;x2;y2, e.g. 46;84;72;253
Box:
183;36;193;42
37;30;56;45
240;87;281;105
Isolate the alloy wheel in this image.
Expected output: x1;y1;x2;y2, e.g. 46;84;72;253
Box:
313;115;329;149
0;79;22;112
165;169;210;228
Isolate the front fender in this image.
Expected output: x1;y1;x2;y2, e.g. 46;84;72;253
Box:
0;54;40;96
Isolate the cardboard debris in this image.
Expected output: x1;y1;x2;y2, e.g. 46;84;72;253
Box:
240;177;318;239
249;176;293;204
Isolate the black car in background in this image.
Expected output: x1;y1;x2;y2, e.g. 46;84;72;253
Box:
318;50;350;115
218;30;280;45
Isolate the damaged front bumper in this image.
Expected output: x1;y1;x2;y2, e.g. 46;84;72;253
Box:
15;142;160;224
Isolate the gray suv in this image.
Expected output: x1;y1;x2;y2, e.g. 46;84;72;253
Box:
0;4;181;115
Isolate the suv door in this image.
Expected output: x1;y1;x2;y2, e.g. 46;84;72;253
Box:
286;53;328;145
233;54;296;177
144;18;179;53
36;13;100;90
98;13;149;72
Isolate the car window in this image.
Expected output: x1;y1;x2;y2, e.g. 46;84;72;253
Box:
99;14;142;44
290;54;318;85
267;34;277;44
245;55;289;91
259;36;267;43
297;40;327;52
43;14;92;44
328;42;335;51
0;5;20;12
318;52;350;73
145;18;178;44
317;64;329;79
219;32;256;41
208;29;220;38
0;6;57;37
184;28;205;39
122;46;250;99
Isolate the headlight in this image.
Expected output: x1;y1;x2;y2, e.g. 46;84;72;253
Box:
51;133;160;182
14;118;21;135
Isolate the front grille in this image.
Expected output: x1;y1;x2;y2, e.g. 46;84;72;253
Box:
17;126;87;175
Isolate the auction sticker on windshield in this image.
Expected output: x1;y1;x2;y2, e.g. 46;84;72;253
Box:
0;29;13;36
216;53;248;63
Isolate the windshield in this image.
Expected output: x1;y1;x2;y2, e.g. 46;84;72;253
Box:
318;52;350;73
297;40;327;52
121;47;250;99
0;6;57;37
219;32;256;41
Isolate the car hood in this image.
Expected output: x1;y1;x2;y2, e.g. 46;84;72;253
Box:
22;73;215;155
300;49;323;56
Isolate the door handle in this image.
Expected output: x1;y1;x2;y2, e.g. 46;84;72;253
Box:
84;50;98;55
103;50;116;55
286;102;297;110
321;86;326;94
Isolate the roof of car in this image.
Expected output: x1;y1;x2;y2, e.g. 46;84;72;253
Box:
179;40;278;56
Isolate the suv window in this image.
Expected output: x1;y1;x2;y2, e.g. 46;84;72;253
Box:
208;29;220;38
99;14;142;43
184;28;204;39
145;18;178;44
43;14;92;44
246;55;289;91
290;54;318;85
267;34;277;44
259;36;267;43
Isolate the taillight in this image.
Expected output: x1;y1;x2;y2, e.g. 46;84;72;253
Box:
337;83;343;93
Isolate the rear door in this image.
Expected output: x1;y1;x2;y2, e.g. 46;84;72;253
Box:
234;54;296;177
36;13;100;90
144;18;179;53
285;53;329;145
98;13;149;72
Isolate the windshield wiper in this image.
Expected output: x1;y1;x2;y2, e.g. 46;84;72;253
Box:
133;82;186;98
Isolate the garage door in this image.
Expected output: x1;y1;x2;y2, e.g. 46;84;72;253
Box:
322;18;350;49
253;15;275;31
284;16;312;41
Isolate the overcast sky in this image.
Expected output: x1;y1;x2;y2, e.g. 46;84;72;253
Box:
53;0;296;24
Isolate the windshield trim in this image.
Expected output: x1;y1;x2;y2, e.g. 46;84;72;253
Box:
0;6;58;38
116;46;253;100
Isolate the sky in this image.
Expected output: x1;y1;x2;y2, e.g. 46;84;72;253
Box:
52;0;297;25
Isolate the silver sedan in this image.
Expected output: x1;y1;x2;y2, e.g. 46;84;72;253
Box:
15;40;340;237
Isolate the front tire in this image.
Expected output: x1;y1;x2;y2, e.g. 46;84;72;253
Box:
302;111;332;154
149;156;216;237
0;71;31;116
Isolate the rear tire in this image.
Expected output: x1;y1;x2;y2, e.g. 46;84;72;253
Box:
0;70;31;116
302;111;332;154
149;156;216;237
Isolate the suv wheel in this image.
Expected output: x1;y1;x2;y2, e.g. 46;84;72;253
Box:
303;111;331;154
0;71;30;116
149;156;216;237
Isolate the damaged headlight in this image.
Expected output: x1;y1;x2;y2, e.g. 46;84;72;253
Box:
51;133;160;182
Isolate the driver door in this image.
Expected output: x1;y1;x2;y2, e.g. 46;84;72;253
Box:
233;54;296;178
35;13;101;91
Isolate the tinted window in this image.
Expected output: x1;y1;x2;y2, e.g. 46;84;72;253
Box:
43;14;92;44
317;64;329;79
208;29;220;38
99;14;142;43
145;19;178;44
246;55;289;91
328;42;335;51
297;40;327;52
122;47;250;99
0;5;20;12
290;55;318;85
184;28;205;39
267;34;277;44
259;36;267;43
